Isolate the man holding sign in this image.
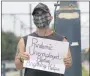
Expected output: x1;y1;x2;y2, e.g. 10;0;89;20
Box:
14;3;72;76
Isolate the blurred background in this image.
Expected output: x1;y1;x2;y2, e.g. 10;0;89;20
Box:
1;1;89;76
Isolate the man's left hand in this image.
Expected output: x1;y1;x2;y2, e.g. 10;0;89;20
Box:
63;56;72;68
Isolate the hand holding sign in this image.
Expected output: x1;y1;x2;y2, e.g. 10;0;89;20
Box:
20;52;30;62
63;56;72;68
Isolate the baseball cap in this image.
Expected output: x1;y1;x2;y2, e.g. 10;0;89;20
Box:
32;3;50;15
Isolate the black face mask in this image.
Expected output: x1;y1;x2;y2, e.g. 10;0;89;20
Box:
33;9;51;28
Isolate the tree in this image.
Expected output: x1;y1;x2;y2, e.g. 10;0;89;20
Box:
81;48;89;62
2;31;20;60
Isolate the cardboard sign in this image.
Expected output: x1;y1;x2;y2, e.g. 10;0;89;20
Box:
23;36;69;74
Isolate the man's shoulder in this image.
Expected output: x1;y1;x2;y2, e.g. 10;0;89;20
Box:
22;32;36;47
23;32;36;38
53;32;65;41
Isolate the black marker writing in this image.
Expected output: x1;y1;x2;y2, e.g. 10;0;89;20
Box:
26;37;63;72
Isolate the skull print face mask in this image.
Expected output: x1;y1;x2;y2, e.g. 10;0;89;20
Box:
33;9;51;28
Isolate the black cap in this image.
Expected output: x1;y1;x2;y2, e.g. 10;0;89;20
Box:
32;3;50;15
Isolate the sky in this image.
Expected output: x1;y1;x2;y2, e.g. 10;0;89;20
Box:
2;2;89;49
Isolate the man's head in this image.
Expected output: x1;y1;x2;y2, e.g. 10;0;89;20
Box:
32;3;52;29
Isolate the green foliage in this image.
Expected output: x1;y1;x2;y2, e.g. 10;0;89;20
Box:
82;65;89;76
81;49;89;61
2;31;20;60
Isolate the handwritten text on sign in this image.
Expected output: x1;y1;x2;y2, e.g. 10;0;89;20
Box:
23;36;69;74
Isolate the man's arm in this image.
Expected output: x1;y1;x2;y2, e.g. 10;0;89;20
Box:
14;38;25;70
63;38;72;68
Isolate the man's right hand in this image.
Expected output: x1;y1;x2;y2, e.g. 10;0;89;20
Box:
20;52;30;60
15;38;30;70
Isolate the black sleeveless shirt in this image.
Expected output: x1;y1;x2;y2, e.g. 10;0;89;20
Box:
23;32;64;76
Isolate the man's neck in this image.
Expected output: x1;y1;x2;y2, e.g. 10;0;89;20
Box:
36;27;53;36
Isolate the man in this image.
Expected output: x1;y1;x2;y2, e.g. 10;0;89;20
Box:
14;3;72;76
